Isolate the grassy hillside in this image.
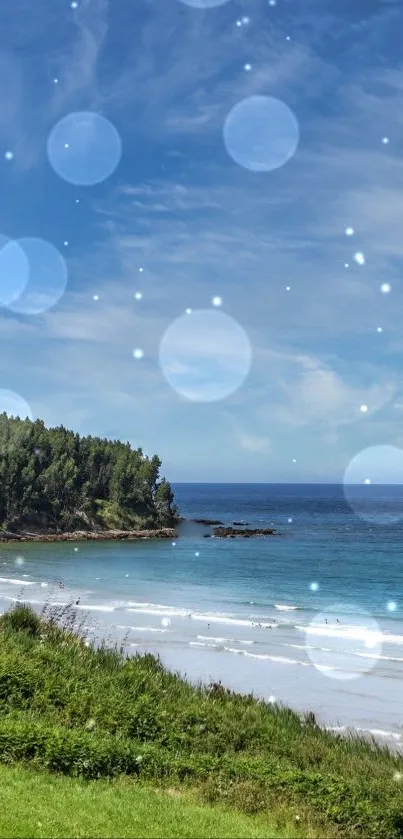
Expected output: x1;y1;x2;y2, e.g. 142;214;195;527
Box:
0;601;401;838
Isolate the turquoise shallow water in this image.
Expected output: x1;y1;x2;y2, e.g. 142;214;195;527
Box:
0;483;402;750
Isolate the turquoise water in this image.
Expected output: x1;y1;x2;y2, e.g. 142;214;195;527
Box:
0;483;402;750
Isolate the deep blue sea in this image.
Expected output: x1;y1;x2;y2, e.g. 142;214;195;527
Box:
0;483;402;751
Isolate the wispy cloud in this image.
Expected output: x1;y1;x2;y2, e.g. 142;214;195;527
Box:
0;0;402;479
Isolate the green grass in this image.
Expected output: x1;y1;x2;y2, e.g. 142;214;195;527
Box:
93;499;156;530
0;600;401;839
0;762;316;838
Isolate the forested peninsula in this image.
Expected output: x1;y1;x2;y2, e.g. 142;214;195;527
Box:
0;414;179;539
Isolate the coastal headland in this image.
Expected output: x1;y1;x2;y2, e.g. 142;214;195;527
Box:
0;414;179;540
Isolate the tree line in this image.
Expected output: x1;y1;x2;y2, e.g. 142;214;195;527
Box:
0;413;178;532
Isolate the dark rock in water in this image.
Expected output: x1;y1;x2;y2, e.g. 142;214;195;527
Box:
192;518;224;526
203;534;211;538
232;521;249;526
213;526;276;538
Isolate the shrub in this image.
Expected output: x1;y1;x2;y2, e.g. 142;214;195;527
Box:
0;604;41;637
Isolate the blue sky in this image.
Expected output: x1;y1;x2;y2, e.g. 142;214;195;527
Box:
0;0;403;482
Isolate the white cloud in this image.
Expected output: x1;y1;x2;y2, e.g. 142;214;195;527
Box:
236;432;271;454
255;349;398;430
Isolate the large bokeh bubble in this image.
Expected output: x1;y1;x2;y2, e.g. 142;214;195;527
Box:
343;445;403;525
0;390;33;421
47;111;122;186
178;0;229;5
7;238;68;315
159;309;252;401
0;236;30;307
303;603;382;681
223;95;299;172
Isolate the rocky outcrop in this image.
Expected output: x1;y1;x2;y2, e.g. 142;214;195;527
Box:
0;528;176;543
213;526;276;538
192;518;224;525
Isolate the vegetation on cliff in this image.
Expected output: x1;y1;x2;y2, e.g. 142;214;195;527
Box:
0;414;178;533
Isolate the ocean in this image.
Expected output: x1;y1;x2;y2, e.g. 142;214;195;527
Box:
0;483;402;752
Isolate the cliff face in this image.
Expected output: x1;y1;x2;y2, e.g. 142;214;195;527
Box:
0;414;179;534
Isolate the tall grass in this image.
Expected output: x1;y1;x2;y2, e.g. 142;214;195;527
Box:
0;597;401;838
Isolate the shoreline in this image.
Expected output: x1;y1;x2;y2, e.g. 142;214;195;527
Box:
0;527;177;543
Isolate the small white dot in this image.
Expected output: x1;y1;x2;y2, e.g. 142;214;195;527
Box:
364;478;371;485
382;137;389;145
285;35;291;41
242;16;250;24
345;227;354;236
4;151;13;161
195;551;200;557
387;601;397;612
236;19;242;26
75;199;80;204
268;695;276;703
185;308;192;314
394;771;402;782
63;241;69;247
53;78;59;84
244;63;252;72
74;546;79;552
133;348;144;359
287;517;293;524
93;294;99;301
15;556;24;567
310;582;319;592
71;1;78;7
360;404;368;413
139;266;144;273
172;541;176;547
381;283;391;294
135;292;142;300
64;143;69;149
377;326;383;333
212;296;222;307
344;263;350;269
268;0;277;5
354;252;365;266
292;458;297;463
286;286;291;292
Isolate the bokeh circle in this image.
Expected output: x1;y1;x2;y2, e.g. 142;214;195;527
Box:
304;603;382;681
47;111;122;186
7;238;68;315
223;95;299;172
0;235;30;307
343;445;403;524
159;309;252;401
